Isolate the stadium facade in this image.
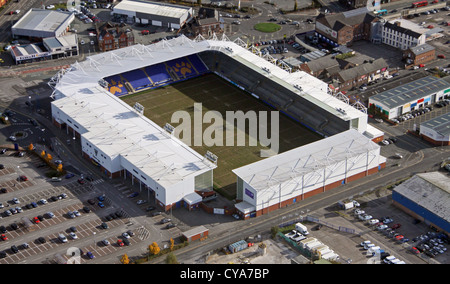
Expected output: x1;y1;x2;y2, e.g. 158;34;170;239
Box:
50;35;385;214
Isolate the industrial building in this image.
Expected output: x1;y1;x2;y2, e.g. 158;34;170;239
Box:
232;129;386;219
11;8;75;39
112;0;193;30
393;172;450;235
368;76;450;120
420;112;450;146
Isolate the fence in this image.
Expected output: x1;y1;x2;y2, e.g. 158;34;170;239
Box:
277;232;313;259
279;215;361;236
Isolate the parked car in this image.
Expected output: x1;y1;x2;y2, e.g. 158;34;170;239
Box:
376;224;388;231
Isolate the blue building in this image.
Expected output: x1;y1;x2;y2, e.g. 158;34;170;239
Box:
392;172;450;235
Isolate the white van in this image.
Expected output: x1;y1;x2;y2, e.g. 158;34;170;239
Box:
364;243;375;250
295;223;309;235
383;256;396;264
368;246;381;255
368;219;379;225
360;240;371;247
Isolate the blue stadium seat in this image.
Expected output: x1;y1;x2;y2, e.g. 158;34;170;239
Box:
144;64;172;85
121;69;153;91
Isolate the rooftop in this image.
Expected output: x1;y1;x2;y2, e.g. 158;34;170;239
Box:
421;111;450;136
232;129;383;192
370;76;450;109
113;0;192;18
12;9;74;35
394;172;450;223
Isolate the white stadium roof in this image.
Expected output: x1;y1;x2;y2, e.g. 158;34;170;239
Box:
232;129;384;193
50;35;371;189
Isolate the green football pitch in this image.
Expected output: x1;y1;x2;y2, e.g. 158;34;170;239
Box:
121;73;322;198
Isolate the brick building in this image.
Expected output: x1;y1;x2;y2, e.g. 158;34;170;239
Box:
96;22;135;52
403;43;435;67
315;8;379;47
190;7;222;37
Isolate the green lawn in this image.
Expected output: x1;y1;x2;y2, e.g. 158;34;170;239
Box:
121;74;322;198
254;23;282;33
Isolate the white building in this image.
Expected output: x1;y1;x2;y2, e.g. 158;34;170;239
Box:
113;0;193;30
232;129;386;219
369;76;450;120
49;35;380;212
381;19;426;50
12;8;75;39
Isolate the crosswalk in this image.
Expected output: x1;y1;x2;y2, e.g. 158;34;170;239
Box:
90;179;104;185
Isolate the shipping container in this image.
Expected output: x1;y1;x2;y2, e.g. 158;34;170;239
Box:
228;240;248;253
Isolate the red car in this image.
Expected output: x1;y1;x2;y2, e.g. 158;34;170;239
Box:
33;217;40;224
117;239;124;247
438;54;446;59
141;30;149;35
395;234;404;241
411;247;420;254
391;223;401;229
77;178;85;184
18;175;28;181
1;234;7;241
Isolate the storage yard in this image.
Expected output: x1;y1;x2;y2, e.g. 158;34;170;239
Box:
205;184;448;264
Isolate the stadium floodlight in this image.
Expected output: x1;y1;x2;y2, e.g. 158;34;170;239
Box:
98;79;108;89
205;151;218;165
133;102;145;115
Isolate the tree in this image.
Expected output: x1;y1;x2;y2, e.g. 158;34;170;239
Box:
28;143;34;151
294;0;298;11
148;242;160;256
57;163;63;172
121;254;130;264
46;153;52;162
40;150;46;158
166;252;179;264
170;238;174;251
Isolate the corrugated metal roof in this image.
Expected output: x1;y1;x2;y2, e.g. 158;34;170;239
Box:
393;172;450;223
370;76;450;109
421;112;450;136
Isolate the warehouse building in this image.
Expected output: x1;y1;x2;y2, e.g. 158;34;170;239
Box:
420;112;450;146
393;172;450;235
112;0;193;30
232;129;386;219
368;76;450;120
12;8;75;39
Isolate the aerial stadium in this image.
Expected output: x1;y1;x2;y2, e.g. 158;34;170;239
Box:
49;34;386;217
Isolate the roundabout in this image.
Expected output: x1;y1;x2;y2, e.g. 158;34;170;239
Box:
254;22;281;33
